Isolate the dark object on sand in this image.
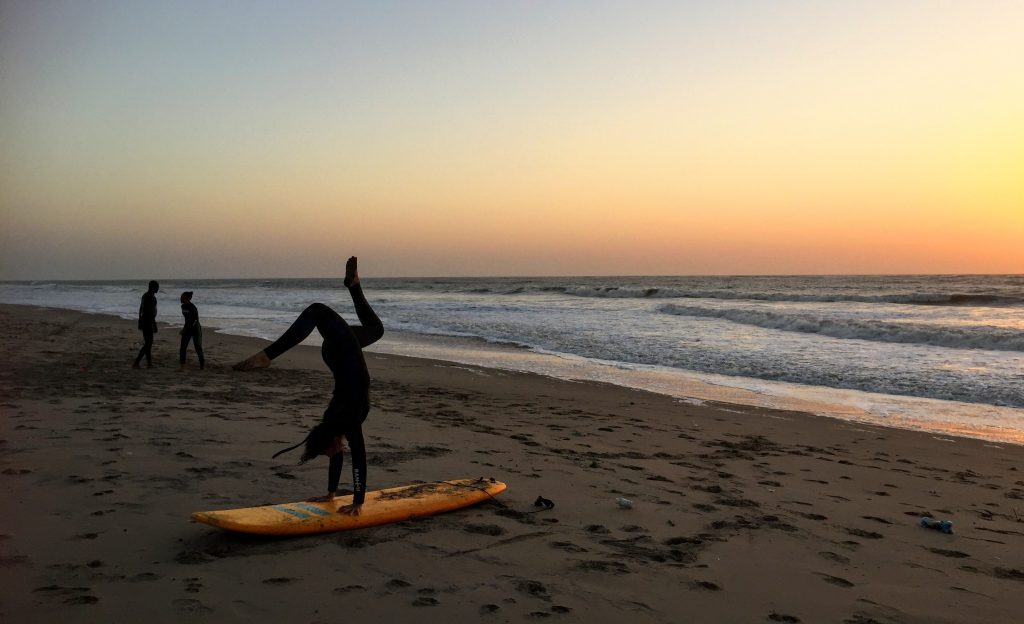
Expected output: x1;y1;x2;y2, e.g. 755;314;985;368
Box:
920;516;953;534
533;496;555;510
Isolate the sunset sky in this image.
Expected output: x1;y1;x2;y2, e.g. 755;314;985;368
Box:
1;1;1022;279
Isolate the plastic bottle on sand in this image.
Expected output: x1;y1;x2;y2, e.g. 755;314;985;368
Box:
920;516;953;534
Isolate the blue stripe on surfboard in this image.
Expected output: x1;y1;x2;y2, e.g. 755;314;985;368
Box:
293;503;332;517
272;505;310;519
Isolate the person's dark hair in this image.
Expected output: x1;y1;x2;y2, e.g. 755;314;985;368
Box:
300;422;340;464
182;291;193;301
148;280;159;293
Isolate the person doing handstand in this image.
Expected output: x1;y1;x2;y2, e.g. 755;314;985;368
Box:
233;257;383;516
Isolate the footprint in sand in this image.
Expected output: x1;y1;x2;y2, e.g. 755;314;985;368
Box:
818;551;851;564
768;613;801;623
33;584;90;595
818;574;854;588
690;580;721;591
464;523;505;536
549;541;587;553
844;528;883;539
514;579;552;599
794;511;827;521
412;597;439;606
333;585;366;594
925;548;970;558
993;568;1024;580
173;598;213;615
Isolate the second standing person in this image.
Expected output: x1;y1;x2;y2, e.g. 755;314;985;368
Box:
179;291;205;370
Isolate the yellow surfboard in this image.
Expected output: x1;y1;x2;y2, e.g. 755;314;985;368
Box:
190;478;507;535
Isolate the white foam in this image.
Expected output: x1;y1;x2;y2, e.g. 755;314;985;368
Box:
658;303;1024;351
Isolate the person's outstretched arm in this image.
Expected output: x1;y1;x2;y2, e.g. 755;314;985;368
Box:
327;453;343;498
335;425;366;515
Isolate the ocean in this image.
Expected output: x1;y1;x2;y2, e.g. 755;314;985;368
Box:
3;275;1022;444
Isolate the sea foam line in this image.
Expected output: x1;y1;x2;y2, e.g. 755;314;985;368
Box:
658;304;1024;352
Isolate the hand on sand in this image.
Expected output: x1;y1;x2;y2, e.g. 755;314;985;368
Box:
232;351;271;371
338;503;362;516
306;493;335;503
344;256;360;288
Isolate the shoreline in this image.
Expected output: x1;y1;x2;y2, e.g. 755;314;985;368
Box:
6;301;1023;447
2;304;1023;622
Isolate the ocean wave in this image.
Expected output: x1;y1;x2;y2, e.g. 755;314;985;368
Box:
362;276;1022;307
658;304;1024;352
564;286;662;298
563;288;1024;306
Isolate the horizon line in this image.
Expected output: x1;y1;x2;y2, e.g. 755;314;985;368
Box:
2;272;1022;283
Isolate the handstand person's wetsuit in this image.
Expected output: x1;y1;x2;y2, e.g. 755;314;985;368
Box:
262;285;383;504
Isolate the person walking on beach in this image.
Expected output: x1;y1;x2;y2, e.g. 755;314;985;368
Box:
132;280;159;369
179;291;205;371
233;257;383;516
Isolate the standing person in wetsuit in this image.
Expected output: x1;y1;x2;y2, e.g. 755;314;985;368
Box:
179;291;205;371
233;257;383;516
132;280;159;369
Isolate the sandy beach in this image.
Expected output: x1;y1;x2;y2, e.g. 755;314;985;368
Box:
1;303;1022;623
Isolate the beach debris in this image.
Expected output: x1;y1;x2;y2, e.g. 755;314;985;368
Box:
533;496;555;510
615;497;633;510
919;516;953;534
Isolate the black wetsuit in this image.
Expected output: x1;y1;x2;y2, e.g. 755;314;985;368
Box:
263;285;383;504
180;301;205;368
134;291;157;367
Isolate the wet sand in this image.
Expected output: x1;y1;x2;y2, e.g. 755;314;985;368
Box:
1;303;1023;623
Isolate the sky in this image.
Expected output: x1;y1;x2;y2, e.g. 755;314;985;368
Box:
1;1;1022;279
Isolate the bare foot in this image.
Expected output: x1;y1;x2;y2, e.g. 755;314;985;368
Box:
132;362;141;370
233;351;271;371
344;256;360;288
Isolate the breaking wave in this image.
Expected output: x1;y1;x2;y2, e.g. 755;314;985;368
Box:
658;304;1024;352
